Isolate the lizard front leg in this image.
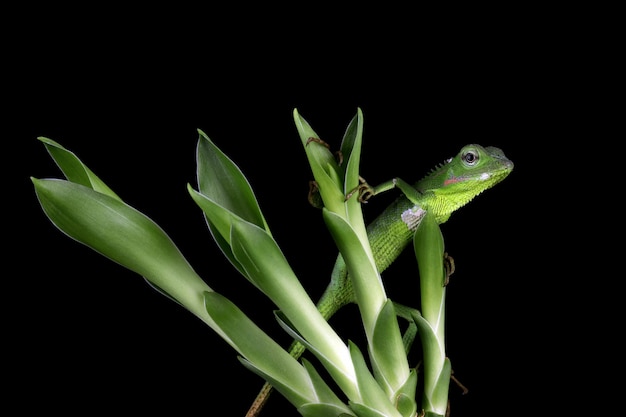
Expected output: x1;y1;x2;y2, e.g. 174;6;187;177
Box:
346;177;424;205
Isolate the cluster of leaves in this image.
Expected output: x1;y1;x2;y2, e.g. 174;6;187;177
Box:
32;109;451;416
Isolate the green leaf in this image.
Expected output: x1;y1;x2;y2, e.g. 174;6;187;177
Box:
274;311;355;400
187;185;246;277
38;137;121;201
322;209;385;336
409;311;440;390
412;211;446;337
293;108;344;213
394;369;418;417
195;129;268;231
370;300;412;398
338;112;358;179
429;358;451;414
36;138;188;306
298;404;357;417
32;178;212;321
191;130;274;280
409;310;449;415
202;291;316;409
349;402;397;417
395;393;417;417
412;210;450;414
229;218;358;399
240;320;351;416
240;359;311;411
339;109;367;233
302;359;352;409
348;342;403;417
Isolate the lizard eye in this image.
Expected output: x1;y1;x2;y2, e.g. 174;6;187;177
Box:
462;150;479;166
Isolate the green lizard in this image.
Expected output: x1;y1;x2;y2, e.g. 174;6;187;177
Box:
245;143;514;416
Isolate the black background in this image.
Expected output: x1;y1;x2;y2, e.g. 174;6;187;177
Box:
9;6;604;416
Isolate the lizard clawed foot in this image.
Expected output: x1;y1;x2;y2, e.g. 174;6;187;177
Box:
443;252;455;286
308;180;324;209
345;176;375;203
306;136;330;148
306;137;343;165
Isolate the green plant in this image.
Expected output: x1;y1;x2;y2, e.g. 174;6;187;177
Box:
32;109;456;416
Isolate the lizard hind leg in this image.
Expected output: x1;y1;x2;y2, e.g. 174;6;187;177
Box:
245;383;273;417
443;252;455;286
308;180;324;209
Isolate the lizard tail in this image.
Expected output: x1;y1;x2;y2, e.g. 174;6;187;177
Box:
245;382;273;417
243;339;307;416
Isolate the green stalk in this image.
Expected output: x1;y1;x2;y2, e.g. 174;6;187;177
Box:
295;108;413;413
412;211;451;416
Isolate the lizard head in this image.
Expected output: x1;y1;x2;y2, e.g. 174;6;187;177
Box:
417;144;514;221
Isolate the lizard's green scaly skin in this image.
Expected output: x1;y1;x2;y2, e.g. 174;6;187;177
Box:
316;144;513;320
246;144;513;416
